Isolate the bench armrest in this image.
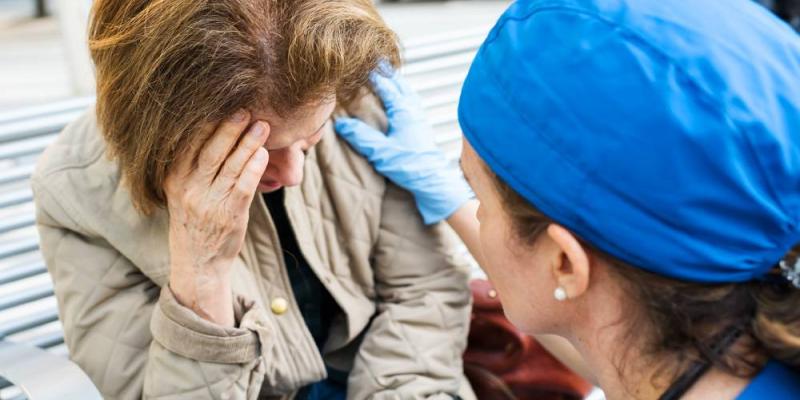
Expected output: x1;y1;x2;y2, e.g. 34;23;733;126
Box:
0;341;101;400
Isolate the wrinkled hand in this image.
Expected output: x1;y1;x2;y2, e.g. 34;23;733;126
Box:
164;111;269;326
335;69;473;224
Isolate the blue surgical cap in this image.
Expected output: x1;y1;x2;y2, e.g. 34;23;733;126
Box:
458;0;800;283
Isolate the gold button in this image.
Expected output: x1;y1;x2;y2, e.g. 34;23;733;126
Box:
270;297;289;315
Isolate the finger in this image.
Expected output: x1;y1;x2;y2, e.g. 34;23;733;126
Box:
214;121;270;190
369;70;403;114
196;110;251;184
374;59;396;76
376;65;418;103
231;147;269;209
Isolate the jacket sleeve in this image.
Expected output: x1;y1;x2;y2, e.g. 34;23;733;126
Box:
347;184;474;400
32;181;276;400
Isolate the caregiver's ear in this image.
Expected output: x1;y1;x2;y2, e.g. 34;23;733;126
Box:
546;224;590;300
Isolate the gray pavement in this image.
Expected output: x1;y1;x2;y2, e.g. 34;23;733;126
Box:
0;1;510;110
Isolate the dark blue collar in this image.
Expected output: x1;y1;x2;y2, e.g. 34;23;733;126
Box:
737;361;800;399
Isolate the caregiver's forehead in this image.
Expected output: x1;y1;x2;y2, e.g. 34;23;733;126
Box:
461;140;495;185
461;141;480;170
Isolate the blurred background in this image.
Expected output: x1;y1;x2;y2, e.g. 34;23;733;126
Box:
2;0;798;110
0;0;511;110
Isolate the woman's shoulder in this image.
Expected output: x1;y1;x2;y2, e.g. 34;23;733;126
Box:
33;107;109;180
31;108;170;282
310;89;388;196
737;361;800;400
30;107;132;233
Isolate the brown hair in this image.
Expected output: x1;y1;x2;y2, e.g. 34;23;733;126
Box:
89;0;400;214
492;172;800;380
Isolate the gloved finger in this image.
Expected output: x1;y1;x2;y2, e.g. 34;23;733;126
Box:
369;69;404;113
334;117;389;158
373;60;414;97
374;59;404;91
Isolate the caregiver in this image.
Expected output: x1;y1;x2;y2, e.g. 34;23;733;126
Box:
336;0;800;399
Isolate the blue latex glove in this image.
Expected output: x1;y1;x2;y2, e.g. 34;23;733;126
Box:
335;69;473;225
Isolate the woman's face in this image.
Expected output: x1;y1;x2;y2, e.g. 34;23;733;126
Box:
251;98;337;192
460;140;568;334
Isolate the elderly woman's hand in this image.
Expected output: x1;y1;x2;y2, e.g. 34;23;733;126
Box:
164;111;269;327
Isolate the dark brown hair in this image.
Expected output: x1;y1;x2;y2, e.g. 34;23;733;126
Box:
492;172;800;380
767;0;800;30
89;0;400;214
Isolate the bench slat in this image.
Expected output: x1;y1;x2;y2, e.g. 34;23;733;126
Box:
0;97;94;126
421;91;460;110
404;36;483;64
428;108;459;128
0;112;82;145
0;238;39;261
0;308;59;339
0;188;33;209
0;284;54;312
403;51;475;76
26;330;65;350
435;128;463;147
402;27;488;48
0;214;36;236
0;134;58;162
0;261;47;286
412;74;465;94
0;164;35;187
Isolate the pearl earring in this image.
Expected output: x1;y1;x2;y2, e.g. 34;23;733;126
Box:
554;286;568;301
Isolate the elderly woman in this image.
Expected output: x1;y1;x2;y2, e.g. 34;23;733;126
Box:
337;0;800;399
31;1;474;399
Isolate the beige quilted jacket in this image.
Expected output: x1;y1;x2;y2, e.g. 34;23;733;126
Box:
31;95;475;400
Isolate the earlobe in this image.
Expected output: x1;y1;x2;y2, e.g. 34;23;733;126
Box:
546;224;591;299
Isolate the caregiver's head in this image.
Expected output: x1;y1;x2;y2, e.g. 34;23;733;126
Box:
89;0;399;213
459;0;800;386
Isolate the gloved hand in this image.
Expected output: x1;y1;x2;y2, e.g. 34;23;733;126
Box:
335;69;473;225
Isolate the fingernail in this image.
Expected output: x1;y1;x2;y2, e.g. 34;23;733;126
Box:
249;122;264;138
230;110;247;122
